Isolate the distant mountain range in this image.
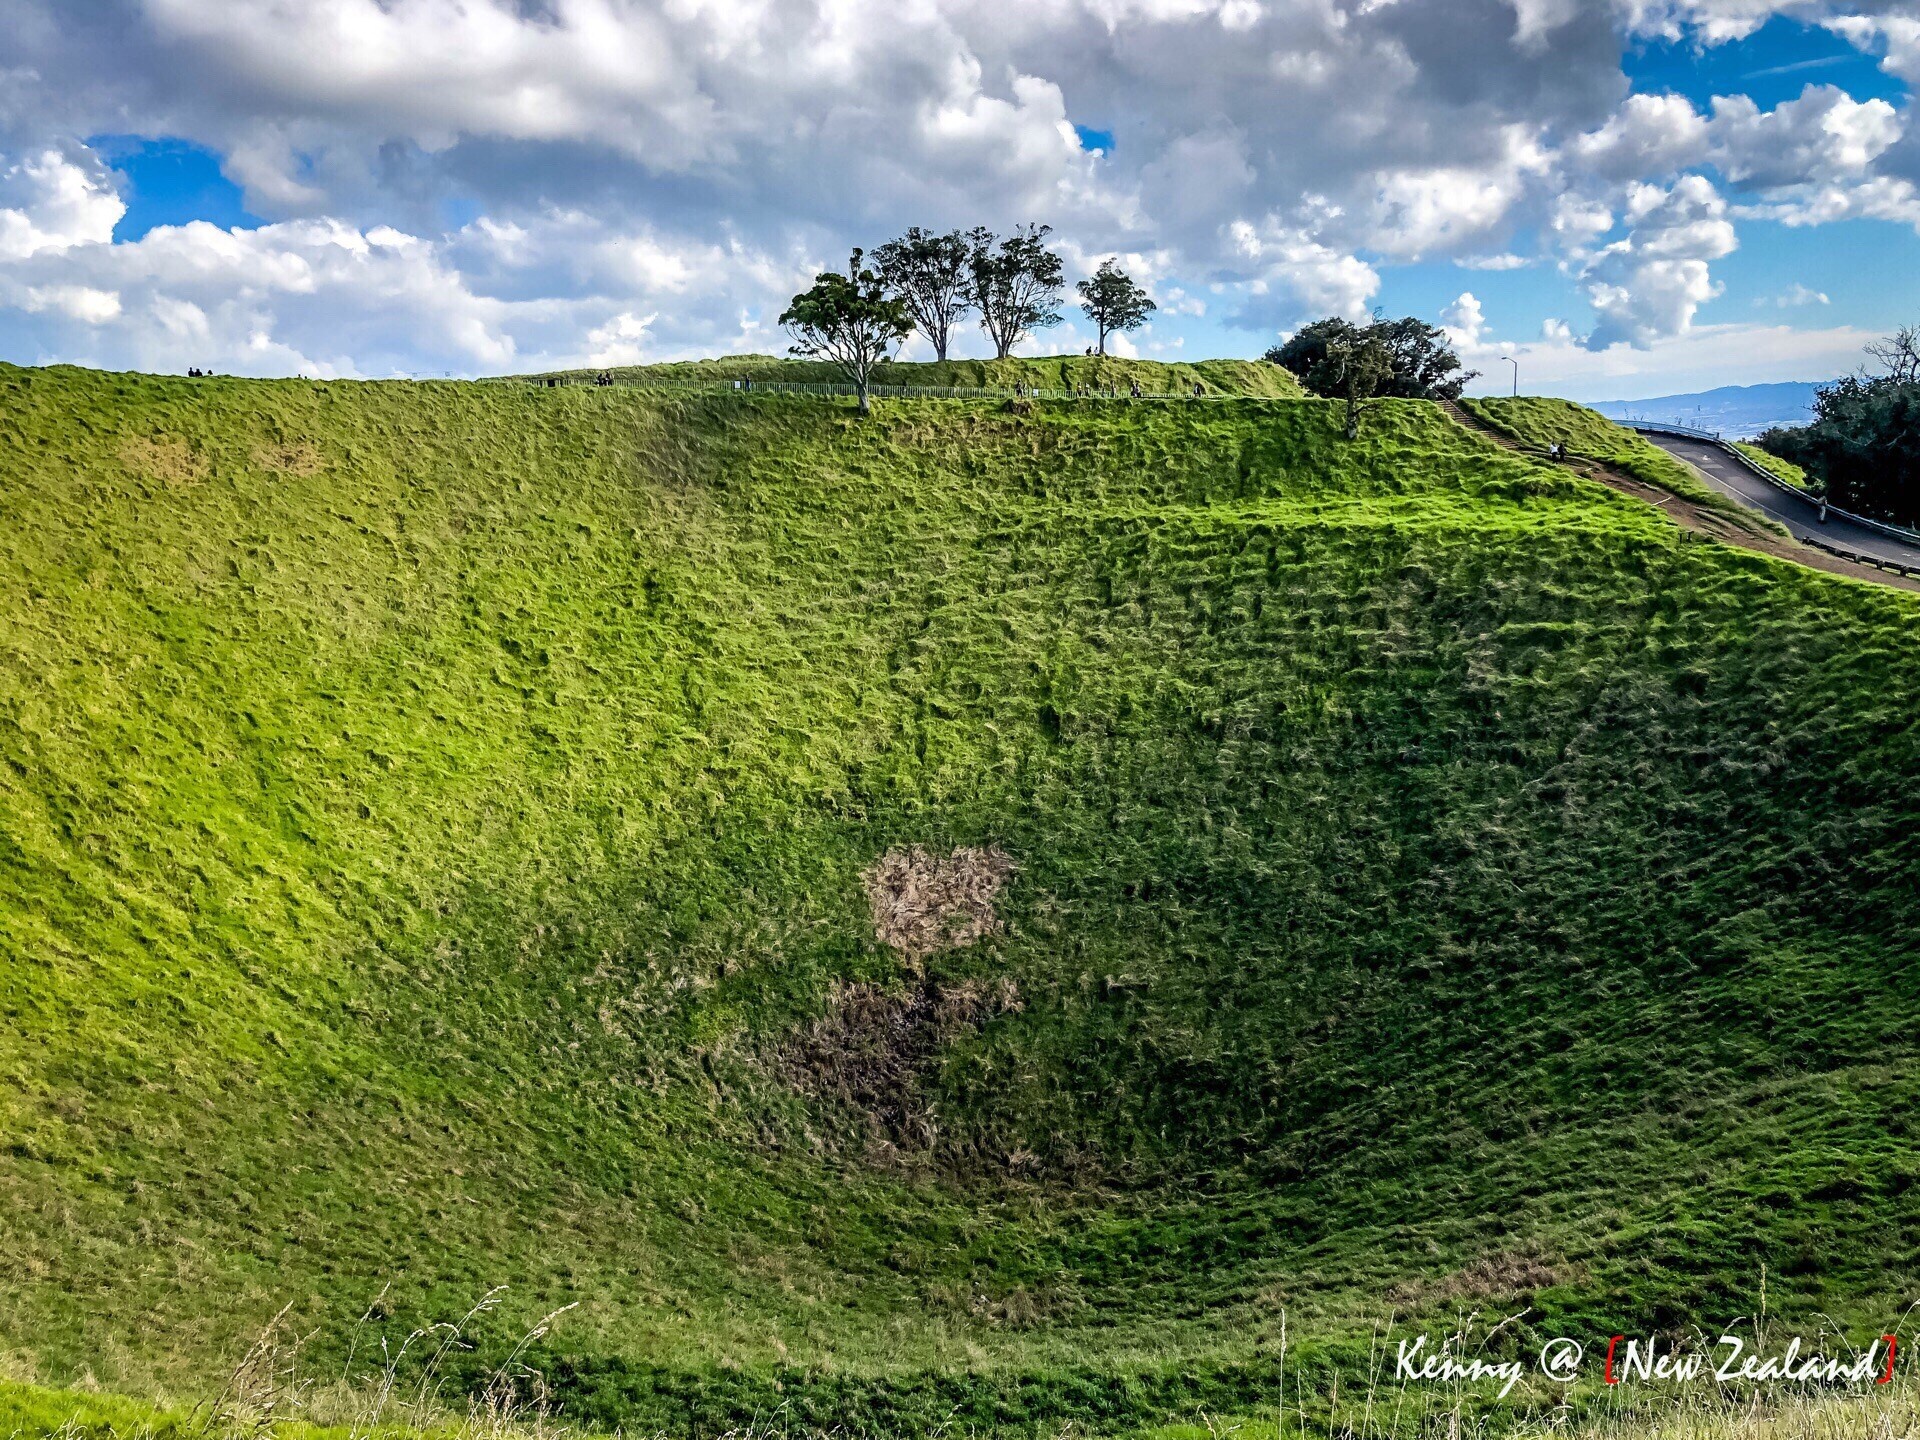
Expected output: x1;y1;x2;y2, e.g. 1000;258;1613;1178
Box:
1586;381;1828;439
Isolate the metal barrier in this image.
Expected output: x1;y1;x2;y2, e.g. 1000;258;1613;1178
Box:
731;379;1193;401
1631;423;1920;548
1629;419;1723;441
1799;534;1920;578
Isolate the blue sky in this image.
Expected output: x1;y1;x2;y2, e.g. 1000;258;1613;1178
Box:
2;1;1918;397
95;136;261;241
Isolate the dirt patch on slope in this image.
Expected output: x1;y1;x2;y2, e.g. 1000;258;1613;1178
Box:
1388;1246;1582;1306
862;845;1015;962
780;845;1021;1159
781;977;1022;1157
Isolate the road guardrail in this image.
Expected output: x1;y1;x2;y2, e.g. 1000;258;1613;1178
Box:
1629;423;1920;548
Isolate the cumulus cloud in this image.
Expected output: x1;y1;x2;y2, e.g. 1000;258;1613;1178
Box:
1225;219;1380;327
1709;85;1900;187
1574;93;1713;180
1550;193;1618;257
23;283;123;324
1441;291;1488;346
0;0;1912;373
1368;129;1552;260
0;149;124;260
1580;175;1738;349
1570;82;1903;190
0;201;808;376
1826;14;1920;84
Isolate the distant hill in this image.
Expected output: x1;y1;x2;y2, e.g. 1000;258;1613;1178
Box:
1587;381;1827;438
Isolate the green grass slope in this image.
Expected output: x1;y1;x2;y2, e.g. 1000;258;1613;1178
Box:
4;364;1919;1437
1461;396;1786;536
1734;439;1814;492
527;353;1306;396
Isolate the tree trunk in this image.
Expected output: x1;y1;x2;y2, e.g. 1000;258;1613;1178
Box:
1096;326;1108;357
856;378;871;416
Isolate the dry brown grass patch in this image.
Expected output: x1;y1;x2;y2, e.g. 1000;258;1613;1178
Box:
253;440;324;476
119;435;208;488
781;975;1022;1156
1388;1246;1580;1306
862;844;1015;962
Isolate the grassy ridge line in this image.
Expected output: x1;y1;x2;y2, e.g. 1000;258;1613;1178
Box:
1460;396;1790;539
4;365;1920;1437
519;352;1307;397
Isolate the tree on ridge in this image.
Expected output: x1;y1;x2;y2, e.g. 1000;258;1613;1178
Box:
970;225;1064;361
873;227;978;364
779;250;912;416
1266;313;1474;402
1076;259;1156;357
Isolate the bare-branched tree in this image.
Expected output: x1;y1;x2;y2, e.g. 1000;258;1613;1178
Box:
873;228;978;364
1865;324;1920;384
969;225;1064;361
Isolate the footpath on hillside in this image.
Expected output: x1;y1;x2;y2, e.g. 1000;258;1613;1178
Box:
1439;398;1920;594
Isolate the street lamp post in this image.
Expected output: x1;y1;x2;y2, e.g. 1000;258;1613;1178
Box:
1503;356;1518;397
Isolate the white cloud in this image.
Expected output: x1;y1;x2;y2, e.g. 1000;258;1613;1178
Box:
23;283;122;323
1509;0;1584;48
1368;129;1552;260
1461;319;1874;399
0;0;1912;372
584;310;657;366
1826;15;1920;84
1579;174;1736;349
1574;93;1712;180
1618;1;1818;46
1159;286;1206;316
0;196;808;376
1226;219;1380;325
1708;85;1900;187
1441;291;1488;347
1550;193;1616;256
1734;173;1920;228
1760;282;1831;307
0;150;124;261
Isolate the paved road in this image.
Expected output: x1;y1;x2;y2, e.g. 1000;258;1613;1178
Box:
1640;432;1920;569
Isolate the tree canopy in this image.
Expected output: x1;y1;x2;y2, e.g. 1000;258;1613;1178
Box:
872;228;978;364
1758;334;1920;525
1076;259;1156;357
969;225;1064;361
779;250;911;415
1265;314;1474;402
